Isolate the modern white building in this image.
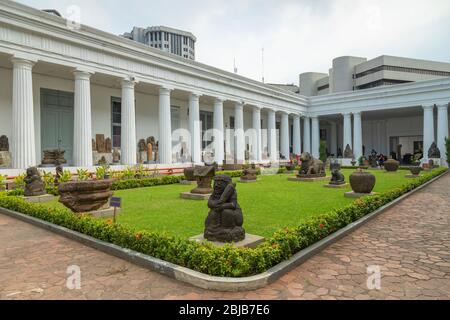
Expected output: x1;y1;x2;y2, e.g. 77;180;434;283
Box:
0;0;449;176
122;26;196;60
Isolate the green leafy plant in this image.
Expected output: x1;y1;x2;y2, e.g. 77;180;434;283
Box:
319;140;327;162
95;164;110;180
59;170;72;183
445;137;450;167
121;167;135;180
0;167;446;277
0;174;7;191
76;169;89;181
13;173;26;189
41;170;55;188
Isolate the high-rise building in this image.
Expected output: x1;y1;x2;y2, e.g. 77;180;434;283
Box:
122;26;196;60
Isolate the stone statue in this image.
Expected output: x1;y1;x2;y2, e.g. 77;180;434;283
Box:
92;139;96;151
98;156;107;165
204;175;245;243
42;149;67;166
138;139;147;152
96;134;106;153
147;142;153;161
112;148;120;163
298;152;325;177
369;149;378;167
24;167;46;196
0;135;9;151
329;167;345;185
337;147;343;158
241;165;257;181
344;144;354;158
58;180;113;213
191;165;216;194
428;142;441;158
105;138;112;153
54;165;63;186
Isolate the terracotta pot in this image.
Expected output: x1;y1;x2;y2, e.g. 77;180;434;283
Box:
58;180;113;213
384;159;399;172
349;171;376;194
183;167;195;181
409;166;422;175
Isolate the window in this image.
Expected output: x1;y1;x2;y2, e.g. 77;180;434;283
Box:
355;65;450;79
111;97;121;148
200;111;214;149
229;116;235;129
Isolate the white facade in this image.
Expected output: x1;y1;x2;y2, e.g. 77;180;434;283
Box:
0;1;449;175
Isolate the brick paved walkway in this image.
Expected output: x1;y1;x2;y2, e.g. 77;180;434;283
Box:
1;173;449;300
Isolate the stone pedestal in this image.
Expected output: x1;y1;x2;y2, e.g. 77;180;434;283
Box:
180;180;197;185
337;158;354;167
180;192;211;200
405;174;422;178
344;191;377;198
288;176;330;182
22;194;56;203
0;151;11;167
189;233;264;248
85;206;122;218
92;151;113;165
239;178;258;183
324;183;349;188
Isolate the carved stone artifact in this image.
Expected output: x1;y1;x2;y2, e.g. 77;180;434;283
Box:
92;139;96;151
409;166;422;176
204;175;245;242
96;134;106;153
42;149;67;165
344;144;354;158
428;142;441;158
329;161;345;185
138;139;147;152
105;138;112;153
147;142;153;162
54;165;64;186
241;165;258;181
183;167;196;181
191;165;216;194
384;159;399;172
349;170;376;194
58;180;113;213
24;167;46;196
0;135;9;151
112;148;120;163
298;152;325;177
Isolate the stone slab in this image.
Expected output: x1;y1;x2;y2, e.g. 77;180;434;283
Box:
180;192;211;200
0;151;11;168
344;191;377;198
92;151;113;165
239;179;258;183
22;194;56;203
324;183;349;188
180;180;197;185
288;176;330;182
85;206;122;218
189;233;265;248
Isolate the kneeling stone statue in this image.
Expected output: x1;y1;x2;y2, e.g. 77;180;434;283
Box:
204;175;245;243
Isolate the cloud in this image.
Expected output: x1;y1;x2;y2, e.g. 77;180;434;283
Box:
15;0;450;84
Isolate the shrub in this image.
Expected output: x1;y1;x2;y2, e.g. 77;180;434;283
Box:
76;169;89;181
59;170;72;183
14;173;26;189
446;137;450;166
0;166;446;277
319;140;327;162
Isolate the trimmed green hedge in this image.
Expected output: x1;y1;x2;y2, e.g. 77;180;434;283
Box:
1;167;445;277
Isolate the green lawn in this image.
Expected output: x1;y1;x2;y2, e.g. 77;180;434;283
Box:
43;169;414;238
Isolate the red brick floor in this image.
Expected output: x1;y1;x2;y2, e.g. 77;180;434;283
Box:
1;174;449;300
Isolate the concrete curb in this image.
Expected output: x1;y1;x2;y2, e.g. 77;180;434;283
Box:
0;170;447;292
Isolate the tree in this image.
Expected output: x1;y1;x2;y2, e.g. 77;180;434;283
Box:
319;140;327;162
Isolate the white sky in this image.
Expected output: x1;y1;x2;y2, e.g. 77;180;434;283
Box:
15;0;450;84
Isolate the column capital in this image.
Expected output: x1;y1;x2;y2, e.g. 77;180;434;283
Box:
352;111;362;117
121;77;138;89
437;103;449;110
11;56;36;69
251;105;262;111
292;113;301;119
341;111;352;116
159;86;172;95
310;115;319;119
189;91;202;98
73;69;92;80
214;96;226;103
234;101;244;109
422;104;435;111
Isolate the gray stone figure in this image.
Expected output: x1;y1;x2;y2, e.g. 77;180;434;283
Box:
298;152;325;177
428;142;441;158
204;175;245;242
0;135;9;151
344;144;354;158
24;167;46;196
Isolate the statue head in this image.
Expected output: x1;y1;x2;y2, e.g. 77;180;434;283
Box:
300;152;312;162
26;166;39;178
213;174;232;194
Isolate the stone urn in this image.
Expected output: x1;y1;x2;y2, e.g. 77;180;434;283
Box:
241;167;258;181
384;159;399;172
285;163;295;171
58;180;113;213
409;166;422;176
183;167;196;181
349;170;376;194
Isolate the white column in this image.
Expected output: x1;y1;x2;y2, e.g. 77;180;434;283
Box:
73;70;93;167
437;104;449;164
423;105;435;161
11;57;36;169
353;112;362;160
213;97;224;164
120;79;137;165
330;121;337;156
293;114;301;155
303;116;311;154
311;116;320;159
343;112;352;153
252;106;262;162
267;109;277;161
189;92;201;164
280;112;289;159
159;86;172;164
234;102;245;163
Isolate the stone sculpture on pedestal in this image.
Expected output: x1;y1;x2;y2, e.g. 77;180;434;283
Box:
41;149;67;166
344;144;354;159
0;135;11;167
24;167;46;196
240;165;258;181
138;139;147;163
204;175;245;242
298;152;325;177
428;142;441;158
0;135;9;151
191;165;216;194
58;180;113;213
329;161;345;185
112;148;120;163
